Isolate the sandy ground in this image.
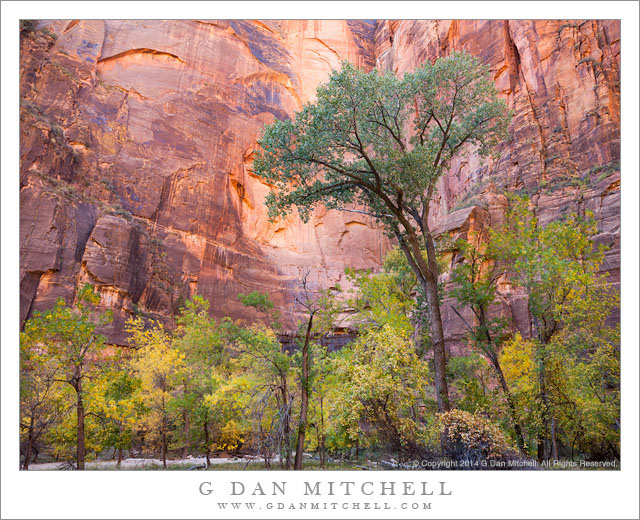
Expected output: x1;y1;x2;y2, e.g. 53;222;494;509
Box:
26;456;252;470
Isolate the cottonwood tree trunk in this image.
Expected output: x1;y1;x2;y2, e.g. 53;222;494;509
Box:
182;381;190;459
423;276;450;413
161;427;167;469
422;227;451;413
161;393;168;469
537;347;552;462
294;315;314;470
534;320;554;463
76;378;85;470
474;305;527;453
280;377;292;470
398;225;450;413
319;396;326;469
551;418;559;460
182;412;189;459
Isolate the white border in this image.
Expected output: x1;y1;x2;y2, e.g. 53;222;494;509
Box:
2;2;638;519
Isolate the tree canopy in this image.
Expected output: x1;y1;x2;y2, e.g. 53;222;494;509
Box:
254;51;510;228
254;51;511;412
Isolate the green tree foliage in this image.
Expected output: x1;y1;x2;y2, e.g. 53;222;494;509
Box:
20;339;69;468
19;199;619;469
449;234;527;451
20;284;112;469
291;274;342;469
171;296;227;467
213;323;294;468
238;291;280;327
254;52;511;413
206;292;297;468
491;196;619;461
345;265;414;334
94;365;142;468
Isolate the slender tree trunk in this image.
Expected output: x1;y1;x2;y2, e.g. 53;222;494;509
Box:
319;396;326;469
281;378;291;470
182;414;189;460
76;379;85;470
423;275;450;413
472;301;527;453
23;420;34;470
294;315;314;470
161;426;167;469
537;358;551;463
182;382;189;459
422;228;451;413
491;358;526;452
551;417;558;460
203;418;210;469
161;394;167;469
117;446;123;469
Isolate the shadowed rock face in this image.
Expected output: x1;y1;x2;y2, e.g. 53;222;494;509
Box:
20;20;619;345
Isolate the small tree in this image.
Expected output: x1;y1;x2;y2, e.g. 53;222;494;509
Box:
491;197;619;461
232;293;295;468
96;366;142;468
172;296;227;467
19;340;68;469
331;324;432;460
254;52;511;412
449;234;527;452
126;318;185;468
291;272;339;470
20;284;112;469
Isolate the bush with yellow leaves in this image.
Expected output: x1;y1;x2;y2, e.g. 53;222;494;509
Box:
438;409;519;468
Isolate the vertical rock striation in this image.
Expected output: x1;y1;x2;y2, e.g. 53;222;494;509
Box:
375;20;620;342
19;20;619;344
20;20;388;342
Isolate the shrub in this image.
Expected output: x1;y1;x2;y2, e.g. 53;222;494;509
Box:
438;409;518;467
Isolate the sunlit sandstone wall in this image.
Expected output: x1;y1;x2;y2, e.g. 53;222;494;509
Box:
20;20;390;342
20;20;619;345
375;20;620;341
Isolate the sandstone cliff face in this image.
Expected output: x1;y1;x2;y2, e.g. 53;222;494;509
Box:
20;20;619;345
375;20;620;340
20;20;387;342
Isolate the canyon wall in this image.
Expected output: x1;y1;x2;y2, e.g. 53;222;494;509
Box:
19;20;620;345
374;20;620;342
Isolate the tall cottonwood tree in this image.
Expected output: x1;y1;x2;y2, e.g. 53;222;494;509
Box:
254;52;511;412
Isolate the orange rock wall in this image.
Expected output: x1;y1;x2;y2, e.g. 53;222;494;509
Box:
374;20;620;340
20;20;620;344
